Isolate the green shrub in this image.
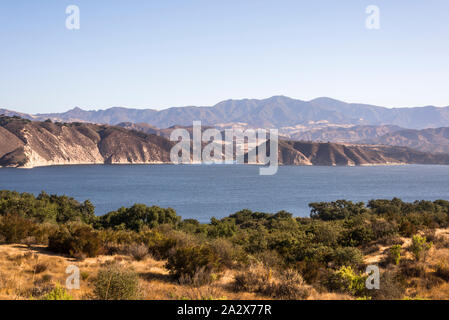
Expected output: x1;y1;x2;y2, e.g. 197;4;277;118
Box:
410;235;432;261
41;284;73;300
166;245;222;279
48;223;102;258
326;266;367;297
0;190;97;224
309;200;367;221
0;214;38;243
209;238;245;269
100;204;181;231
93;265;140;300
399;220;417;237
341;223;374;247
388;245;402;265
331;247;364;267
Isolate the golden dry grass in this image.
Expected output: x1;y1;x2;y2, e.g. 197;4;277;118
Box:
0;244;265;300
1;228;448;300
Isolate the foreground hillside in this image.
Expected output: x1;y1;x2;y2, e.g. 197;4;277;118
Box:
0;191;449;300
2;230;447;301
2;116;449;168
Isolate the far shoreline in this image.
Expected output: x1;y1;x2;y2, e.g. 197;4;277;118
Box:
0;161;436;170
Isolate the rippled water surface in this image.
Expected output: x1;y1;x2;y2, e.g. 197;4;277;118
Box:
1;165;449;222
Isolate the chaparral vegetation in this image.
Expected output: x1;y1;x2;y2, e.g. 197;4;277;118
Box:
0;190;448;300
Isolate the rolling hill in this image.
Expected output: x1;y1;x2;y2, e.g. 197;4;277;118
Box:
2;116;449;168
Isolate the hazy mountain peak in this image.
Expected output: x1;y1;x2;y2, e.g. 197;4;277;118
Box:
309;97;344;104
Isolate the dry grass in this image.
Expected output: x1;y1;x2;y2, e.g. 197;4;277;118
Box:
0;244;262;300
1;228;449;300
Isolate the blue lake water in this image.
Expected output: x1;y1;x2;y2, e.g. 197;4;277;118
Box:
1;164;449;222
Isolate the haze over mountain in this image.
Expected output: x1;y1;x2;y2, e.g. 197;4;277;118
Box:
8;96;449;130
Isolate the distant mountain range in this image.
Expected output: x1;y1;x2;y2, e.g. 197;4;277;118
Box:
2;96;449;129
2;116;449;168
3;96;449;157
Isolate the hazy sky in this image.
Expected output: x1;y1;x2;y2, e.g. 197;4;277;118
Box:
1;0;449;113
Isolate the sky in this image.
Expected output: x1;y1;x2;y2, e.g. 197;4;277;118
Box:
1;0;449;114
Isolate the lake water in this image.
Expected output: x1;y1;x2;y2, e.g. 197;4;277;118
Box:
1;165;449;222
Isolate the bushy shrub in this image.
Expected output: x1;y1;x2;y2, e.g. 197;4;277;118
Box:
48;223;102;258
233;265;311;300
93;265;140;300
41;284;73;300
296;260;325;284
341;223;374;247
166;245;222;279
309;200;367;221
0;191;97;224
388;245;402;265
233;264;271;293
178;266;217;287
0;214;38;243
399;220;417;237
126;244;148;261
263;269;312;300
331;247;364;267
139;229;195;260
325;266;367;297
371;219;398;241
308;222;342;246
209;238;245;269
410;235;432;261
100;204;180;231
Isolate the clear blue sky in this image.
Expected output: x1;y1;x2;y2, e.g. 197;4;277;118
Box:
1;0;449;113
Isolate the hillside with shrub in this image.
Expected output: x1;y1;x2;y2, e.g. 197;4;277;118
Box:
0;190;449;300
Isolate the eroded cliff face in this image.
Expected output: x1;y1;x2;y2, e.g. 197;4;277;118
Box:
0;117;173;168
275;140;449;166
2;116;449;168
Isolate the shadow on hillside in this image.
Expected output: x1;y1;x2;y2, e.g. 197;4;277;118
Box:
139;271;174;284
11;244;76;261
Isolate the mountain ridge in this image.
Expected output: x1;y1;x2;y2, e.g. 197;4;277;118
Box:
3;96;449;130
